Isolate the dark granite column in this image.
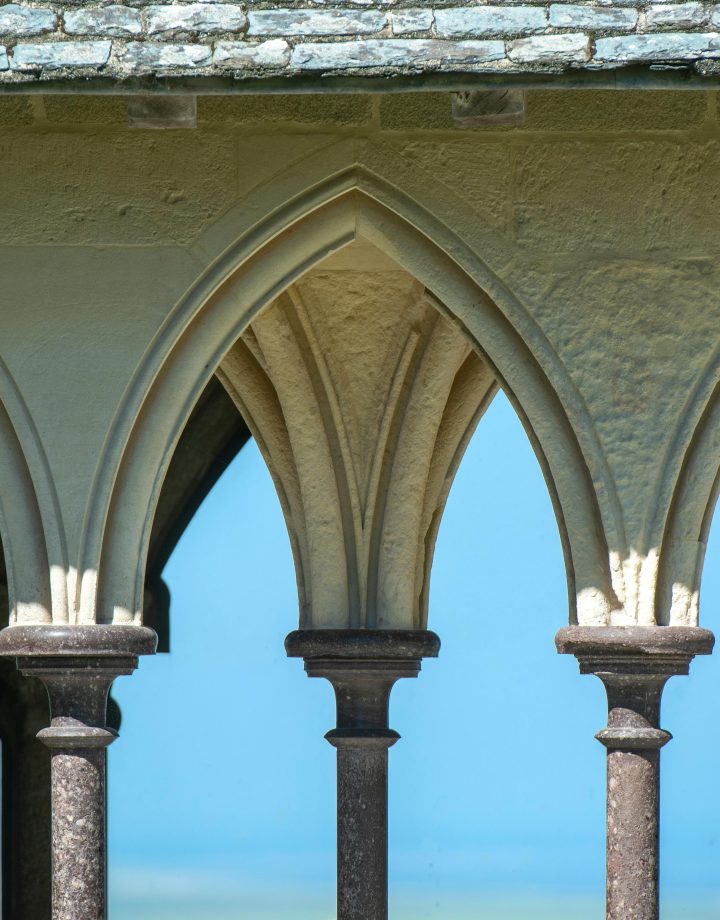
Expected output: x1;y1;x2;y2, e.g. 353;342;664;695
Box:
286;629;440;920
0;624;156;920
556;626;714;920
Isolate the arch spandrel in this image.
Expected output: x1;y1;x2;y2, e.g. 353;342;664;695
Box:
92;175;617;631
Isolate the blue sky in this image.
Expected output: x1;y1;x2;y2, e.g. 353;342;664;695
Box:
108;392;720;918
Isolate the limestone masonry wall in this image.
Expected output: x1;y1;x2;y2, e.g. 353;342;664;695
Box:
0;0;719;82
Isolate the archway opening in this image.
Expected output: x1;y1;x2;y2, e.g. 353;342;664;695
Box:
391;390;605;919
107;233;596;918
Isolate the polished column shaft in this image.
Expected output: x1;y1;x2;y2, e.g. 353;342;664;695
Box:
286;630;439;920
0;625;156;920
556;626;714;920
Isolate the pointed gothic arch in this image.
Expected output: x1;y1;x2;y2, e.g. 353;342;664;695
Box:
84;174;616;629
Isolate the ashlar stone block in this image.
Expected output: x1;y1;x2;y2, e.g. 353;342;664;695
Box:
508;32;591;62
214;39;291;67
435;6;547;37
548;4;639;30
291;37;506;69
146;3;247;36
390;9;434;34
64;6;143;38
595;31;720;60
645;3;708;29
11;40;111;70
120;41;213;70
0;5;56;37
247;9;388;36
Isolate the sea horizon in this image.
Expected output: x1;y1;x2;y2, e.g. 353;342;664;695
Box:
109;868;720;920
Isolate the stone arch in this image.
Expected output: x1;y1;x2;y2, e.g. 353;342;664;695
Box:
657;349;720;626
86;173;616;629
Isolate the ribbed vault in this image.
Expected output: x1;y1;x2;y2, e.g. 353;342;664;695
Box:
218;239;496;629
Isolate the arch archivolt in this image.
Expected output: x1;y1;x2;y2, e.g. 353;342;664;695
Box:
88;165;622;631
0;357;60;625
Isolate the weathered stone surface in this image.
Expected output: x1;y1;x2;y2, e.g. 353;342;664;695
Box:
65;6;142;38
248;8;387;35
120;41;212;70
645;3;708;29
0;48;8;71
508;32;591;62
390;9;433;34
146;3;247;36
0;4;55;37
291;37;506;68
548;4;638;30
214;38;291;67
11;40;111;70
595;31;720;60
435;6;547;37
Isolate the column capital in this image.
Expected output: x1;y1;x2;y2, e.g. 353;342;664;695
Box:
0;625;157;742
285;628;441;661
0;624;158;659
555;625;714;675
286;629;440;732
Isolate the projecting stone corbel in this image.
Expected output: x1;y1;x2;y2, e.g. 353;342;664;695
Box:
451;89;526;127
128;95;197;129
